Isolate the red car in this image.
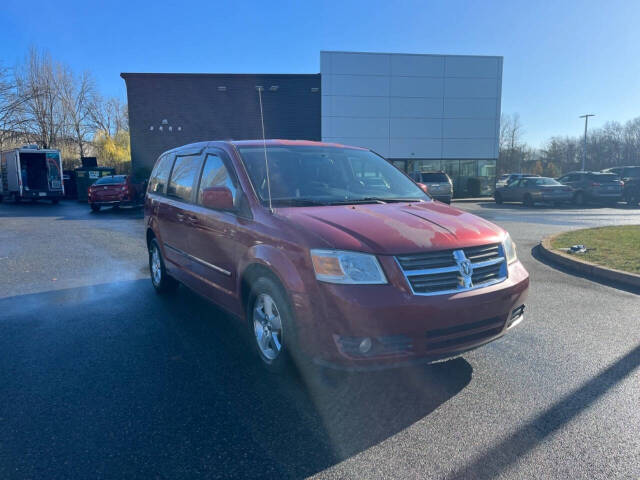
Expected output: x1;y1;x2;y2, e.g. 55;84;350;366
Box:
145;140;529;373
88;175;144;212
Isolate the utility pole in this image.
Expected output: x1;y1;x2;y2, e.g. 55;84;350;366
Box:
579;114;595;171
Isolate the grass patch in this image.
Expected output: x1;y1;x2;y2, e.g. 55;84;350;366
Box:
551;225;640;275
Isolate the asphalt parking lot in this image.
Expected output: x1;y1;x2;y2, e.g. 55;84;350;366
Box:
0;199;638;479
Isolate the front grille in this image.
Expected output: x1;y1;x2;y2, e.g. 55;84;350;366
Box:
396;243;507;295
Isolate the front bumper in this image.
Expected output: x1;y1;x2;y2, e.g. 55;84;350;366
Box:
294;259;529;369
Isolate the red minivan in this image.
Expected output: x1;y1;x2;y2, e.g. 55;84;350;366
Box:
145;140;529;372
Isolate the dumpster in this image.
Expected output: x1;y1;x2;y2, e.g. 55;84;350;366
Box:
74;166;116;202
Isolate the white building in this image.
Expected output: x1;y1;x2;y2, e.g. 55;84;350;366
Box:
320;51;502;195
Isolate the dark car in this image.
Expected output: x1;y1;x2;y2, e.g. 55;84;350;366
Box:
88;174;144;211
557;171;623;206
494;176;572;206
602;166;640;206
411;171;453;203
144;140;529;373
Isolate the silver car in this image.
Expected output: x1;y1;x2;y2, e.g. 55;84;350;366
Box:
412;171;453;203
494;176;572;206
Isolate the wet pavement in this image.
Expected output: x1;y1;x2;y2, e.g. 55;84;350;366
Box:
0;199;638;479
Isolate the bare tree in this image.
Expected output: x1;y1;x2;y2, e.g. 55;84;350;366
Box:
15;47;67;149
0;64;30;151
89;95;128;137
60;67;96;157
499;113;526;173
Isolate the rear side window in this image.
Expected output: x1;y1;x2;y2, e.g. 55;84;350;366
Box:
420;172;449;183
623;167;640;177
148;154;174;194
167;154;202;202
197;154;237;206
587;173;618;182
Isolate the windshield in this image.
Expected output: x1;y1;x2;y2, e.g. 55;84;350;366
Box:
95;175;126;185
419;172;449;183
238;146;428;206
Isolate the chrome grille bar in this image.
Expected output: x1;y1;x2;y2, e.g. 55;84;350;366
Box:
396;243;508;296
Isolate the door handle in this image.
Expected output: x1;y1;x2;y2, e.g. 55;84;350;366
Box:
176;213;185;222
186;215;199;224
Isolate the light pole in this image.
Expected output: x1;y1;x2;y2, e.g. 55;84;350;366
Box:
579;114;595;171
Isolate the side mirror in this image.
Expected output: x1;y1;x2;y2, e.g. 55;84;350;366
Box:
201;186;234;210
417;182;429;194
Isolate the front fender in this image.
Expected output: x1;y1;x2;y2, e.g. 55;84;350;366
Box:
236;243;308;295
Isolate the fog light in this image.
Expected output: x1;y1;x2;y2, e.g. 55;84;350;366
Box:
359;337;372;354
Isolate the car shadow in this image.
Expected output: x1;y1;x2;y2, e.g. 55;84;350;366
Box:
0;280;472;479
0;199;143;220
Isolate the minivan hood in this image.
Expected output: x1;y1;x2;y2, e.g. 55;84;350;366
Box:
276;201;505;255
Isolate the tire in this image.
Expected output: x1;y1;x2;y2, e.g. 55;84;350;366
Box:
13;194;21;203
626;191;639;207
574;191;585;206
523;194;534;207
148;238;178;294
247;276;299;374
51;199;59;205
494;192;503;204
90;204;100;212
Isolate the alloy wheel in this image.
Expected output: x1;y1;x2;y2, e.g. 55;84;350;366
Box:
150;245;162;286
253;293;283;361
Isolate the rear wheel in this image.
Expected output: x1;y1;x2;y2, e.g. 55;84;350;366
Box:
494;192;503;204
574;191;585;206
247;276;298;374
148;238;178;294
626;191;639;207
90;204;100;212
51;198;59;205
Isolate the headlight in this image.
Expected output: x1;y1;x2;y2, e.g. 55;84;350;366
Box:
310;249;387;284
503;233;517;264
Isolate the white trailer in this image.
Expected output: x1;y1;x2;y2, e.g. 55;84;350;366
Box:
0;146;64;203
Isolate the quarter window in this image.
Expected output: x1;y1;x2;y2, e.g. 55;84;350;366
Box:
197;154;237;206
148;154;174;195
167;154;201;202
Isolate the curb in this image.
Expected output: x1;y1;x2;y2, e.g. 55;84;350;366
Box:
539;233;640;290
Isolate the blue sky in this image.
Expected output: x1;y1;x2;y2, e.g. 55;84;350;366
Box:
1;0;638;147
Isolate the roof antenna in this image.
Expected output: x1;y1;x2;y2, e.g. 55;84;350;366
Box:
256;85;273;213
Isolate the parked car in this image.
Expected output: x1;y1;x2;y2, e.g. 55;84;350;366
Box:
494;176;572;206
144;140;529;374
495;173;540;189
0;146;64;203
557;171;623;206
602;166;640;206
88;175;144;211
411;171;453;203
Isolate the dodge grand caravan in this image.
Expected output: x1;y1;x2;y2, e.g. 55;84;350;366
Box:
145;140;529;372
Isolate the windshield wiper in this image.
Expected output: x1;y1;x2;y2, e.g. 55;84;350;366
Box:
330;197;424;205
327;198;388;205
270;198;329;207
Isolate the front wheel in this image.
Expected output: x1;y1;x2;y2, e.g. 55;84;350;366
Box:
247;276;298;374
494;192;503;204
51;198;59;205
574;191;585;206
148;238;178;294
90;204;100;212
